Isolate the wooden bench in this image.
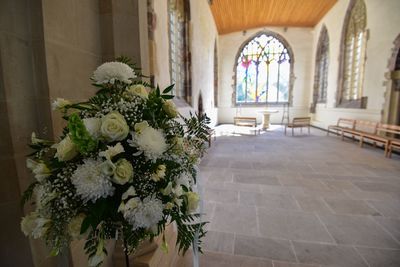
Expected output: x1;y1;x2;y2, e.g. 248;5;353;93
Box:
233;117;260;135
341;120;378;142
285;117;311;136
327;118;355;136
360;124;400;157
388;138;400;158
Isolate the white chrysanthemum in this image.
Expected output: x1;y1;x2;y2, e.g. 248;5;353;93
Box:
71;159;114;203
176;172;193;188
121;196;163;230
129;122;167;161
92;62;136;85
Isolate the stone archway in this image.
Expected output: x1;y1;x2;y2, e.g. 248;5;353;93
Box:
382;34;400;125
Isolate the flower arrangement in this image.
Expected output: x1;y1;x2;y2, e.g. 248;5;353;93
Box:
21;57;210;266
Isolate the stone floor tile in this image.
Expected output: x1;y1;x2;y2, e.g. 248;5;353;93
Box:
354;181;400;193
257;208;334;243
292;241;368;267
373;217;400;243
203;231;235;254
319;214;400;248
295;196;332;214
204;188;239;204
209;203;258;236
272;261;320;267
321;180;358;191
323;198;381;216
240;191;299;210
367;200;400;218
199;251;273;267
356;247;400;267
234;234;297;262
234;173;280;186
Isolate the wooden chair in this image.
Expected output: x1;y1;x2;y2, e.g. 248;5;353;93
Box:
285;117;311;136
327;118;355;136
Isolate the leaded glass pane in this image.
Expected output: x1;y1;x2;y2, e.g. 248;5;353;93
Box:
236;33;291;104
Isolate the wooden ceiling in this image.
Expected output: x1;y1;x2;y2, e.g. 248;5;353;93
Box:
210;0;338;34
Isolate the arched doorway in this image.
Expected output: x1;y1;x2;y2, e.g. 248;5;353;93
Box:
382;35;400;125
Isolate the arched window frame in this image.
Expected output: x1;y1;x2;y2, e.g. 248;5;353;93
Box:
168;0;192;105
311;25;330;113
337;0;368;108
233;31;295;107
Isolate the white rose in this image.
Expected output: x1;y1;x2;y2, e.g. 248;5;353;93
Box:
53;135;78;161
151;165;166;182
127;84;148;99
52;98;71;111
100;112;129;142
99;143;125;160
113;159;133;185
68;214;86;239
162;100;178;118
186;192;200;213
26;159;51;182
83;117;102;139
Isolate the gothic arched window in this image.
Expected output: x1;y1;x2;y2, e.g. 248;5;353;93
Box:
235;32;293;105
339;0;367;106
168;0;191;104
311;26;329;112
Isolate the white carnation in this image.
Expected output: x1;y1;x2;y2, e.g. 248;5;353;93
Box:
83;117;102;139
129;122;167;161
71;159;114;203
92;62;136;85
21;212;50;239
120;195;164;230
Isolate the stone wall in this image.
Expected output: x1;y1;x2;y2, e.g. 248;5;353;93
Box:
218;27;313;124
310;0;400;128
152;0;219;125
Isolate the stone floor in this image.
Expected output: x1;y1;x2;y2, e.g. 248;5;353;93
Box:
181;125;400;267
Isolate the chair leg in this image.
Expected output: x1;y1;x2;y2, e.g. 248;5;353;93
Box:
292;128;294;136
308;126;310;135
359;137;363;147
285;126;287;135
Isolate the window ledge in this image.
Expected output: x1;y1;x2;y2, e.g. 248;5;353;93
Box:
336;97;367;109
234;102;289;108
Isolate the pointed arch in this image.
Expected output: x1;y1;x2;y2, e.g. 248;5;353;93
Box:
233;31;295;106
337;0;368;108
311;25;330;113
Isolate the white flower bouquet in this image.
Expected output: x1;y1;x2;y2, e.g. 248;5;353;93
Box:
21;58;210;266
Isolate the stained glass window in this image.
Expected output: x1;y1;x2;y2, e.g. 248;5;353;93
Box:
341;0;367;101
236;33;291;104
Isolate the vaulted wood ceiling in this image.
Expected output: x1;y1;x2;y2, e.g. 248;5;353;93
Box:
210;0;338;34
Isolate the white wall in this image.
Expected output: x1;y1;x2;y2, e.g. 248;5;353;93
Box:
218;27;314;124
152;0;218;125
311;0;400;128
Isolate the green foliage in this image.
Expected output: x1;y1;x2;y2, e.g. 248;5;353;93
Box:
68;113;98;154
174;213;207;254
20;181;39;207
